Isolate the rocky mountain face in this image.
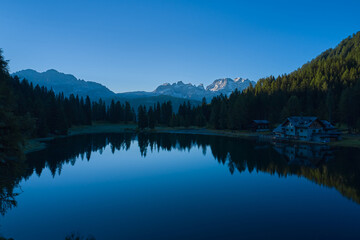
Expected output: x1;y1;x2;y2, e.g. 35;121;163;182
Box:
206;77;254;95
153;78;255;101
153;81;207;100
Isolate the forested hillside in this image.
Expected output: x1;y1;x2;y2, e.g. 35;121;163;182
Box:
252;31;360;126
158;32;360;130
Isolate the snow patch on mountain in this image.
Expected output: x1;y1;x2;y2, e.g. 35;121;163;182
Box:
153;77;255;100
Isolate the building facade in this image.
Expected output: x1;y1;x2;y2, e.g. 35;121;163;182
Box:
273;117;341;142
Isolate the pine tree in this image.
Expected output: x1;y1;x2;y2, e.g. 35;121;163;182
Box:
138;105;148;129
85;96;92;125
148;107;155;129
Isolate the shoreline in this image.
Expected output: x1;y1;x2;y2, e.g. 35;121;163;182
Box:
24;124;138;153
23;124;262;154
24;123;360;153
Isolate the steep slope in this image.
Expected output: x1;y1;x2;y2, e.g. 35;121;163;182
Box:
255;31;360;93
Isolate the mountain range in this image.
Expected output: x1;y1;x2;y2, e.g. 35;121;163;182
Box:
152;77;254;101
11;69;255;106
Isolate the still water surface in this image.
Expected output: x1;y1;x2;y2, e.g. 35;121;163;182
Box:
1;133;360;239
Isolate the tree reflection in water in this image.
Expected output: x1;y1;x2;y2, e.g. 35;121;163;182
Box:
1;133;360;216
0;161;25;216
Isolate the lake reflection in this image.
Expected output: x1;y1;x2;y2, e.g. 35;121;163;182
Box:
1;133;360;240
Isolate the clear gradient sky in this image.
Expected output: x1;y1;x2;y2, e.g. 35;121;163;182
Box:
1;0;359;92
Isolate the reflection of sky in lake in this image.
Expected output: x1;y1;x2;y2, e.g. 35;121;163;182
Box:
1;136;360;240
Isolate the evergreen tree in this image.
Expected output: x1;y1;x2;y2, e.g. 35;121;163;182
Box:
148;107;155;129
84;96;92;125
138;105;148;129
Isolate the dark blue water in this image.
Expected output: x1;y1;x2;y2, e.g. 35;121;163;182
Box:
1;133;360;239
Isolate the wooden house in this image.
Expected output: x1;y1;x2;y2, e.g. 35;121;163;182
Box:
273;117;341;142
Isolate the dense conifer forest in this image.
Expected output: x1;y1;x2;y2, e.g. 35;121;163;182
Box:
1;32;360;162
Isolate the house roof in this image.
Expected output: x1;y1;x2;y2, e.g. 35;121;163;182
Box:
287;116;319;128
320;120;336;130
273;125;283;133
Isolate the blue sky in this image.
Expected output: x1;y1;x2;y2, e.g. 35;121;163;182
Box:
1;0;359;92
